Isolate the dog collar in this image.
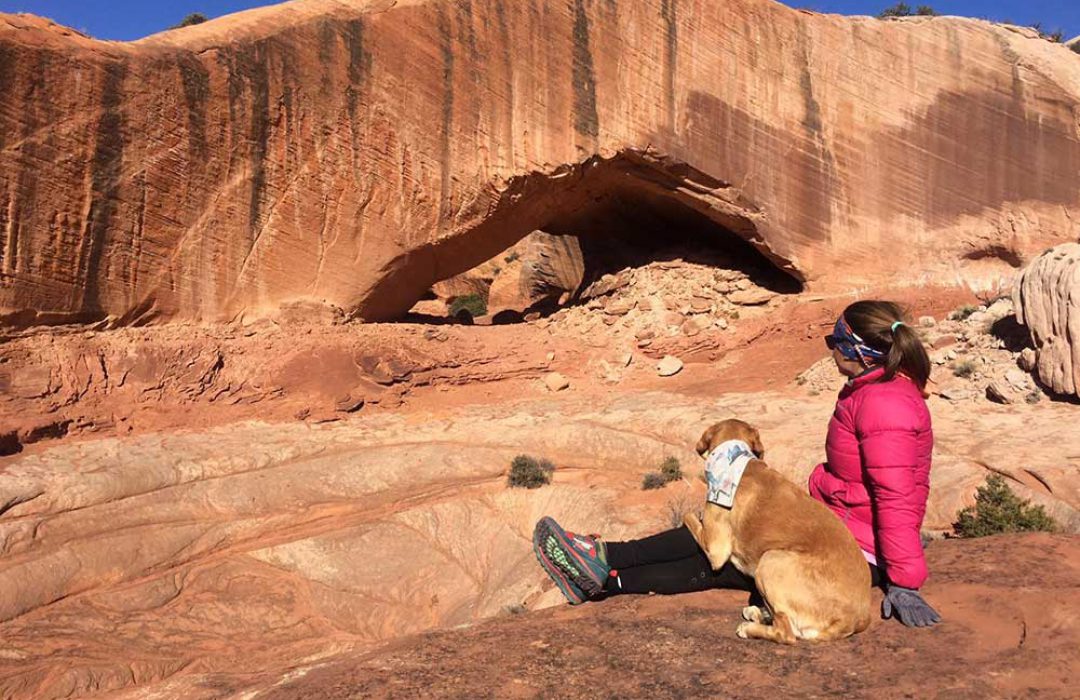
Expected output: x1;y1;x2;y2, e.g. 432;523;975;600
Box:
705;439;756;508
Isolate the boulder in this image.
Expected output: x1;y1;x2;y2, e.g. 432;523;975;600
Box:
657;356;684;377
680;317;707;337
485;259;529;313
408;300;450;317
543;373;570;392
486;232;585;314
1017;348;1037;372
964;311;993;330
603;298;635;316
1005;369;1031;391
985;298;1014;320
729;288;776;306
985;383;1013;405
432;276;492;303
1014;244;1080;396
939;386;972;401
581;273;631;301
689;297;712;313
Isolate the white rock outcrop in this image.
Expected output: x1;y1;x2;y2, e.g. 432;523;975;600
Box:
1013;244;1080;397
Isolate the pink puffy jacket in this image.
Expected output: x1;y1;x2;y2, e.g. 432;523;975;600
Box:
808;367;933;589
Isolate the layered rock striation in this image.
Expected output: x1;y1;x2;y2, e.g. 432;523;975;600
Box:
1;1;1079;326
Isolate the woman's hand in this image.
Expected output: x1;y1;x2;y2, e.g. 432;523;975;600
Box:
882;585;941;627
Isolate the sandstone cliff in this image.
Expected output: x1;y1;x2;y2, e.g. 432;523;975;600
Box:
1;1;1079;326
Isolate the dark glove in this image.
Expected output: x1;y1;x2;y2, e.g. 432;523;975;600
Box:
882;585;941;627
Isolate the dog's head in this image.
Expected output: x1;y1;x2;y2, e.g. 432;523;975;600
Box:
695;419;765;460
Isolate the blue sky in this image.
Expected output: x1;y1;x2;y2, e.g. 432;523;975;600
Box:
0;1;1076;42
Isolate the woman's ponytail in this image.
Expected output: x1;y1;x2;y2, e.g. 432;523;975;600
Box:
843;301;931;391
884;322;931;390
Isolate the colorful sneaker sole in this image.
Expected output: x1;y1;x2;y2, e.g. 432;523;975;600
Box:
535;517;607;596
533;522;586;605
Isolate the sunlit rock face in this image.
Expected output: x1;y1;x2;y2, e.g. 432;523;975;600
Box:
1;1;1079;328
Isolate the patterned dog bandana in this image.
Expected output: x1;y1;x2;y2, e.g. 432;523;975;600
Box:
828;315;885;366
705;439;757;508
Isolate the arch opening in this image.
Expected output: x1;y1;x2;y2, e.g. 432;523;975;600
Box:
365;150;803;326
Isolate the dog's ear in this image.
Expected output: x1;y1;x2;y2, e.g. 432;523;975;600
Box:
748;427;765;459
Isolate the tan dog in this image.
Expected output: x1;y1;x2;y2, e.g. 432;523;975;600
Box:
683;419;872;643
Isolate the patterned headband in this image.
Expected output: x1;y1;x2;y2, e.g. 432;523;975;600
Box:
831;315;886;365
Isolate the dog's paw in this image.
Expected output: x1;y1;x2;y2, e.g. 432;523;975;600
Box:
742;605;764;623
735;622;752;639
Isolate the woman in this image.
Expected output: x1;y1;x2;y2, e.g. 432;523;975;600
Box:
533;300;941;628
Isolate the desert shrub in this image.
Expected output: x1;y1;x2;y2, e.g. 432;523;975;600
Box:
879;2;911;16
172;12;209;29
952;360;977;378
507;455;555;489
642;472;668;490
1030;23;1065;42
952;474;1058;537
660;456;683;481
449;292;487;318
949;304;979;321
504;251;520;263
1024;389;1042;404
642;457;683;490
880;3;937;17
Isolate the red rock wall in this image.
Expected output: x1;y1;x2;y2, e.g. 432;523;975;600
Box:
1;0;1078;325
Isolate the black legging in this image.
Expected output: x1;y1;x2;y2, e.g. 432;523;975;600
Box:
603;526;884;596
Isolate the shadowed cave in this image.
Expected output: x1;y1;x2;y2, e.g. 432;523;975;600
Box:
376;151;804;325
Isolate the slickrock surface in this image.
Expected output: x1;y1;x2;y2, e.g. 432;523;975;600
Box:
1014;243;1080;397
2;366;1078;698
182;535;1080;700
2;1;1079;326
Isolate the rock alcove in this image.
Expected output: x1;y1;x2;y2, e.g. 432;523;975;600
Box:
391;150;803;326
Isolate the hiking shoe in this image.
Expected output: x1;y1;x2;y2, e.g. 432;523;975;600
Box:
533;522;587;605
533;516;610;596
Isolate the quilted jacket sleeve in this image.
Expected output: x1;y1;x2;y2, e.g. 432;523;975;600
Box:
856;395;929;589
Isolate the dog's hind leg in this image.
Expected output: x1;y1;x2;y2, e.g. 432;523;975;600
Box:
751;551;839;642
736;611;797;645
741;605;773;624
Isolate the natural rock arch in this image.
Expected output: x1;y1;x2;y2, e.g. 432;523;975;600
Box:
357;150;802;321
